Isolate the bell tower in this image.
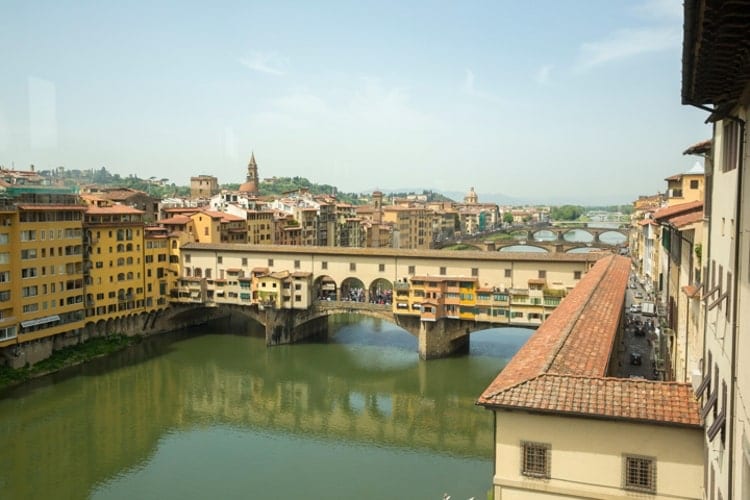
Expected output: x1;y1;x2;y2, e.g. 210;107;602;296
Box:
239;152;259;194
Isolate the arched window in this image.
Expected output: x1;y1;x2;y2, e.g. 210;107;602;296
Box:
194;268;202;278
117;258;125;266
126;257;133;265
116;244;125;252
117;273;125;281
126;243;133;252
185;268;192;277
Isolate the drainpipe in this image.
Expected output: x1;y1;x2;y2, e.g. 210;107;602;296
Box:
728;115;745;500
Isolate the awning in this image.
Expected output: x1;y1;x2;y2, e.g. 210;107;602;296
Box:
21;315;60;328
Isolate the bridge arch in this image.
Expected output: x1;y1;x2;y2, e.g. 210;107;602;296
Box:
598;230;627;245
368;278;393;305
497;242;550;253
561;228;594;243
531;229;558;241
341;277;366;302
314;275;338;300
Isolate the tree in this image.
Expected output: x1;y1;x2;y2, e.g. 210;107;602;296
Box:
503;212;514;225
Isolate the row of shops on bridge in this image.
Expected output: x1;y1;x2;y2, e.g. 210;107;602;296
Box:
174;265;568;327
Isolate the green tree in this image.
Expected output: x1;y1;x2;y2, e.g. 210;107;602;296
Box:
503;212;514;225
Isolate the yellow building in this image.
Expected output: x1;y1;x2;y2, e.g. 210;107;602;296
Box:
83;204;147;323
0;191;87;366
664;164;705;207
382;206;433;249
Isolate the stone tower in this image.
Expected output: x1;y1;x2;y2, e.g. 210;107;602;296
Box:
372;190;383;224
239;153;259;194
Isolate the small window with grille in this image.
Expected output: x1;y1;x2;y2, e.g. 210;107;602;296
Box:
623;455;656;493
521;441;550;478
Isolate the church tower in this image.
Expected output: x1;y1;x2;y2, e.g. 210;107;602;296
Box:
239;153;259;194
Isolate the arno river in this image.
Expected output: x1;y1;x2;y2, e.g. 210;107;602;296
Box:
0;315;532;500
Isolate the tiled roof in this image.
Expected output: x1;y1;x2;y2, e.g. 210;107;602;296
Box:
86;205;144;215
683;139;712;155
159;215;191;224
638;219;657;226
671;210;703;229
654;200;703;221
482;375;700;426
477;255;701;428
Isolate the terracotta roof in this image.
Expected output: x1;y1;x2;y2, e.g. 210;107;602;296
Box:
683;139;712;155
477;255;701;427
291;271;312;278
653;200;703;221
86;205;144;215
671;210;703;229
251;267;269;273
482;375;700;426
527;278;546;285
638;219;657;226
159;215;191;224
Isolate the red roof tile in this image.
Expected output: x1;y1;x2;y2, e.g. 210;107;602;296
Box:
653;200;703;221
477;255;701;427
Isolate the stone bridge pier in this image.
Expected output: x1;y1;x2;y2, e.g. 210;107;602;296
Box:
264;308;329;346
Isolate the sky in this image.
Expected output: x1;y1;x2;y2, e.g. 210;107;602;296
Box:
0;0;710;205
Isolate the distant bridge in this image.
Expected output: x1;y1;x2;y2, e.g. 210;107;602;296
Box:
437;224;629;253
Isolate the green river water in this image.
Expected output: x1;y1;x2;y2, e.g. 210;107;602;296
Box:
0;315;531;500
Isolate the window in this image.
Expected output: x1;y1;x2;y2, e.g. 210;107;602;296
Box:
538;270;546;279
471;268;478;277
184;254;191;263
242;257;247;266
722;120;741;172
690;179;699;189
350;262;356;272
408;265;415;274
268;259;274;267
295;283;301;290
574;270;582;280
217;256;223;264
321;261;328;270
294;260;300;269
295;295;302;302
521;442;550;478
623;455;656;493
440;266;446;275
505;269;512;278
379;263;385;272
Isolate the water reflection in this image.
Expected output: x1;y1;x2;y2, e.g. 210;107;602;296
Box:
0;318;532;500
499;244;548;253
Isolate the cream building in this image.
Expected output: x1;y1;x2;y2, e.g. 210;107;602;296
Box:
682;1;750;497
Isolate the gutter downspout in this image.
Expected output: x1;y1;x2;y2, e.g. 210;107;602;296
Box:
728;115;746;500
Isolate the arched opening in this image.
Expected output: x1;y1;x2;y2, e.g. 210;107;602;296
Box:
314;275;337;301
341;277;366;302
194;268;202;278
562;229;593;243
368;278;393;305
599;230;627;245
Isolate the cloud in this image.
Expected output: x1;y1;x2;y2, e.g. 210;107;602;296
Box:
535;65;553;85
462;69;503;105
239;51;288;75
575;26;681;71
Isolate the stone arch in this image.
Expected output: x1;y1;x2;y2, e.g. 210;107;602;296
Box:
96;319;106;336
561;229;594;243
106;318;114;335
368;278;393;305
341;277;366;302
85;321;96;337
598;230;627;245
314;275;338;301
531;229;557;242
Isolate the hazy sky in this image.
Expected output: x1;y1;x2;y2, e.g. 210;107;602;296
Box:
0;0;710;204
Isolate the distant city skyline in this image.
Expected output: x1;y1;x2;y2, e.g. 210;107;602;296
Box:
1;0;709;204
